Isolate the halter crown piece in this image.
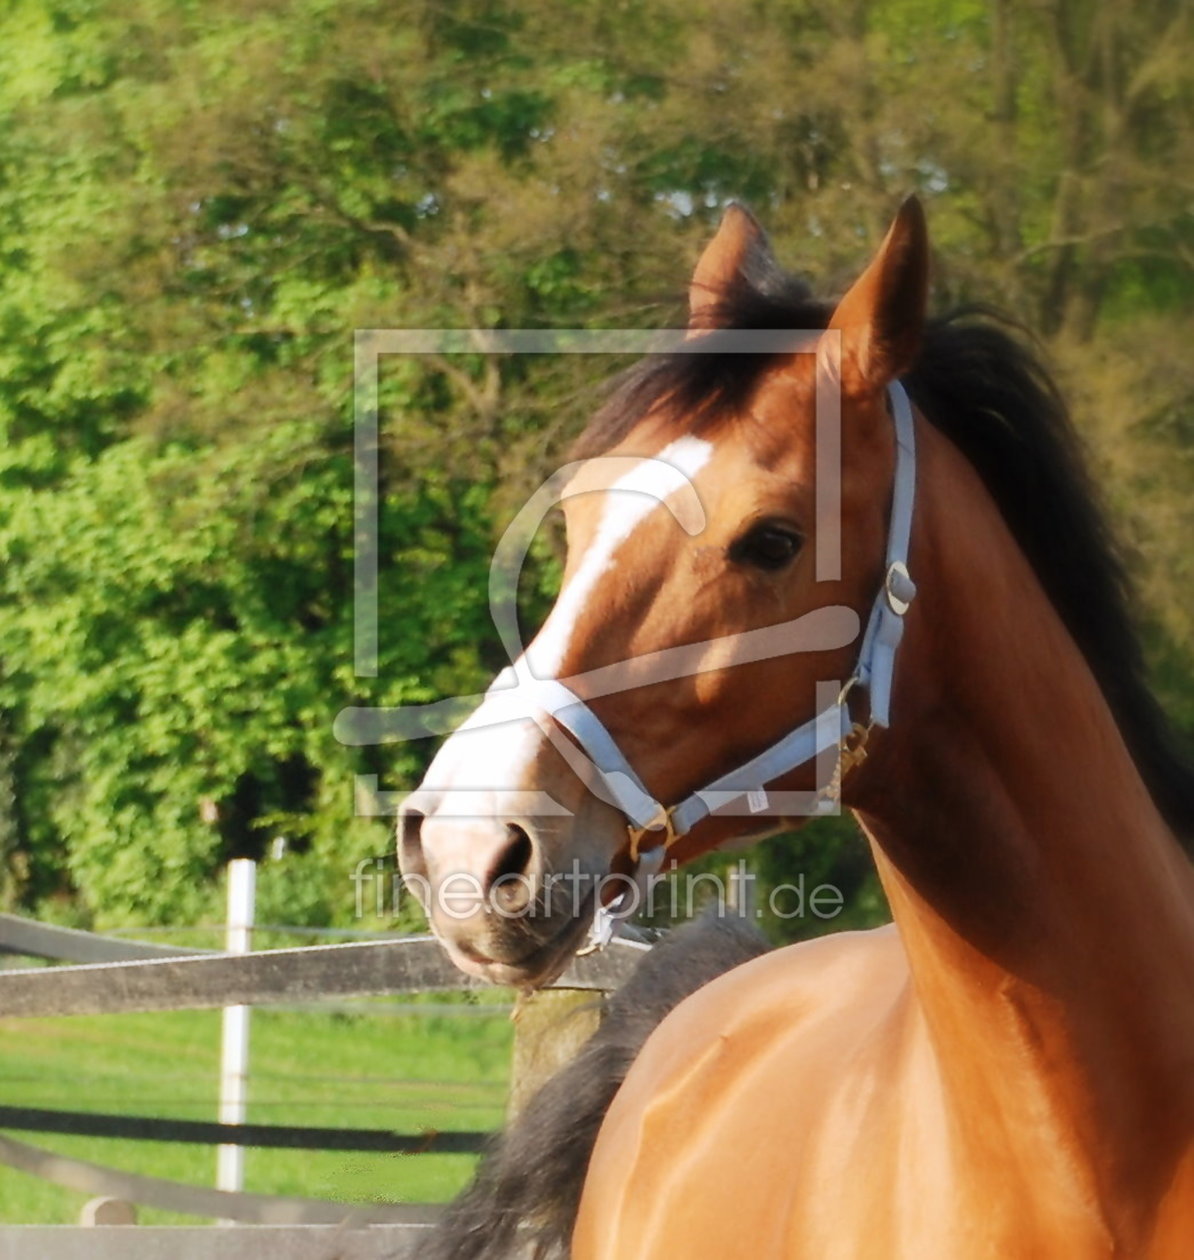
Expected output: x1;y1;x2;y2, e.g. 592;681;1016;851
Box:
492;382;918;950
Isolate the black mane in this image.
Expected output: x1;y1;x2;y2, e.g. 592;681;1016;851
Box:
572;256;1194;845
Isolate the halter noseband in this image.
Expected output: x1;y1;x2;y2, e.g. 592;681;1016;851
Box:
489;382;917;947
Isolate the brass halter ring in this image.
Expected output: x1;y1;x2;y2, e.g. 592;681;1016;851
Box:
627;807;681;864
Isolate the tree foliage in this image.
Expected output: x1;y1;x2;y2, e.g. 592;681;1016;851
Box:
0;0;1190;929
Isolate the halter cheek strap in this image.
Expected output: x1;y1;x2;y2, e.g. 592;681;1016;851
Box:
494;382;918;949
853;380;918;730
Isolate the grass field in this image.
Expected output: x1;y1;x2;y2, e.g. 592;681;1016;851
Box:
0;999;515;1224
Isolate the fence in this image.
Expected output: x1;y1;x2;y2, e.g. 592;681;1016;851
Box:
0;912;649;1258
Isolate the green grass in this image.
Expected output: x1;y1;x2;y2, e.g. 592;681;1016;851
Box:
0;1000;514;1224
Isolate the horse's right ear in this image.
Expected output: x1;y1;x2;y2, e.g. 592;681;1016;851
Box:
827;197;929;394
688;203;768;332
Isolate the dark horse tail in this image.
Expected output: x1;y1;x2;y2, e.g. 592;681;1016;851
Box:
413;914;770;1260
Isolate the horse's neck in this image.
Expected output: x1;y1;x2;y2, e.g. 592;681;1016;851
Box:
852;422;1194;1227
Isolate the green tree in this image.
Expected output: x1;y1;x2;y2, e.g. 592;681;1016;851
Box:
0;0;1188;930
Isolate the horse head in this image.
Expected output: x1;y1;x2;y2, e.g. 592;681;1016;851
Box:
399;199;928;986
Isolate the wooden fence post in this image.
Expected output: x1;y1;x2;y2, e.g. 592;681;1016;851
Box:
79;1196;137;1225
507;990;603;1118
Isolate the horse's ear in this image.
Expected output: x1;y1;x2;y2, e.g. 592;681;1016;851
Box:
827;196;928;393
688;203;768;332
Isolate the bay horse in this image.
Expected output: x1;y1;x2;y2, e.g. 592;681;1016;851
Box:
400;199;1194;1257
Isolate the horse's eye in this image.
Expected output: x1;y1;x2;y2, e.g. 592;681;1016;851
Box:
729;523;803;572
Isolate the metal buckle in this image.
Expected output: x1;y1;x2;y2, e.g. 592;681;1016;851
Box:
885;560;916;616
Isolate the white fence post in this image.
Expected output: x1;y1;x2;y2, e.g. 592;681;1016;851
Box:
216;859;256;1219
727;859;757;922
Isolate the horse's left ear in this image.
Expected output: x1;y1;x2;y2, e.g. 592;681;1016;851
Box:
827;196;928;394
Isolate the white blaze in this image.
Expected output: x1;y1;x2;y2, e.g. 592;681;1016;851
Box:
419;436;714;810
526;435;714;679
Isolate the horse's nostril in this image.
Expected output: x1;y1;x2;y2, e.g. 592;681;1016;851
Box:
400;810;539;919
494;823;534;883
487;824;536;915
398;808;428;881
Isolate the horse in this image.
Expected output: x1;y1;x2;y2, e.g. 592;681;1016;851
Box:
416;912;771;1260
400;198;1194;1257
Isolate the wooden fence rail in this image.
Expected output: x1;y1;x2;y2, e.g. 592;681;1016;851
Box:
0;1224;431;1259
0;931;647;1017
0;1106;490;1153
0;912;649;1251
0;1132;439;1225
0;912;208;962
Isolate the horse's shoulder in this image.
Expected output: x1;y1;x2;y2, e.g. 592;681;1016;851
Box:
620;922;911;1102
658;921;905;1037
576;923;921;1258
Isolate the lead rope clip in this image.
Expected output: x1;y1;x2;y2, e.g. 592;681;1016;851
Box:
815;677;875;811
